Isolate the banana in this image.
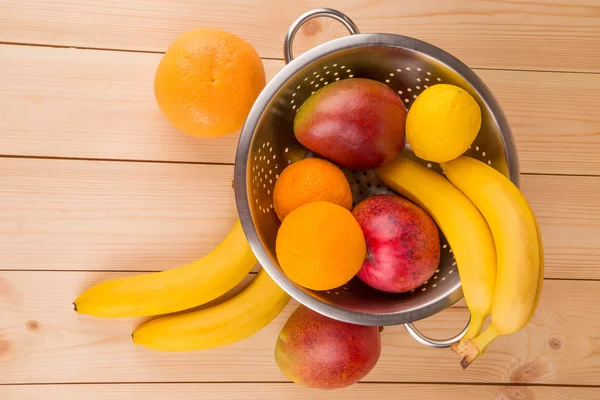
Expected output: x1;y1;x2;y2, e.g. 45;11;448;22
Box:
441;156;542;368
132;268;290;352
74;219;257;318
376;158;496;339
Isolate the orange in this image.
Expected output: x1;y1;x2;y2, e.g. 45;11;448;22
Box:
273;158;352;221
275;201;366;291
154;28;266;138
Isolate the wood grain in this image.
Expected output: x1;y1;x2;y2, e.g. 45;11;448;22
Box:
0;158;238;272
1;0;599;72
475;69;600;176
0;272;598;385
0;45;267;165
521;174;600;279
2;46;600;175
1;383;596;400
1;158;598;278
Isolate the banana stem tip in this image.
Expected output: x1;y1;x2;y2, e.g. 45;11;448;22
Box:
451;339;480;369
460;357;472;369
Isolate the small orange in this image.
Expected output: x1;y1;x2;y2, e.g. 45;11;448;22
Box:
154;28;266;138
273;158;352;221
276;201;366;291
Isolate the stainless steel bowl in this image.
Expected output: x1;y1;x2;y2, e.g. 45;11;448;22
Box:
234;8;518;348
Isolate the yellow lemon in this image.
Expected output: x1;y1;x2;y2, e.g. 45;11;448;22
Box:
406;84;481;163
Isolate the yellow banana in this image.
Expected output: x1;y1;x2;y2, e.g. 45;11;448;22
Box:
74;219;257;318
132;268;290;351
377;158;496;339
441;156;542;368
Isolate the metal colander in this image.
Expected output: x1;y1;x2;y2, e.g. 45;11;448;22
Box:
234;8;518;348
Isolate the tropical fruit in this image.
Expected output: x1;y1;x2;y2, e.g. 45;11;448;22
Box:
133;269;290;351
74;220;256;318
294;78;406;169
275;305;381;389
376;158;496;340
441;156;543;368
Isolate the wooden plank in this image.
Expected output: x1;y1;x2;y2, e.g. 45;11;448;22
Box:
0;272;598;385
0;45;277;165
0;158;238;272
1;158;599;279
520;174;600;279
475;69;600;176
2;46;600;175
0;383;596;400
1;0;599;72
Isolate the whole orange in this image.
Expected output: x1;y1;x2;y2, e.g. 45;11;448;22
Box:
154;28;266;138
273;158;352;221
276;201;366;291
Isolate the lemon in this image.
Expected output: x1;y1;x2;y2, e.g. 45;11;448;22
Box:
406;84;481;163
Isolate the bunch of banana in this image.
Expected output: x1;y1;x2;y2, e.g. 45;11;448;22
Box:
441;156;543;368
133;268;290;352
377;156;543;368
74;219;289;351
376;158;497;340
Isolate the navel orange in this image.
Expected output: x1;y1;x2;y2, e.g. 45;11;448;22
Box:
273;158;352;221
275;201;366;291
154;28;266;138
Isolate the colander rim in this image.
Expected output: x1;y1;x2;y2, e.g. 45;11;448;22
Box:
234;32;518;326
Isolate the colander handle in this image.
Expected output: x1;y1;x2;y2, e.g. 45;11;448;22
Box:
403;316;471;348
284;8;360;63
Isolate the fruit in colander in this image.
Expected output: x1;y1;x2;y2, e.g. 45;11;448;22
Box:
275;305;381;389
275;201;366;291
406;84;481;163
293;78;406;170
352;194;440;293
272;158;352;221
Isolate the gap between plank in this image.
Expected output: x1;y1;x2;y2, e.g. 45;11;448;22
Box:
473;66;600;76
1;381;599;388
0;40;599;75
1;154;599;180
0;40;164;55
0;154;233;167
0;269;259;274
520;171;600;178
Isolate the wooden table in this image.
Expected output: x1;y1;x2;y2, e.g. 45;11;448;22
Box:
1;1;599;399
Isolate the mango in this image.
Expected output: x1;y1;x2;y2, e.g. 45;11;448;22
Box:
275;305;381;389
294;78;406;170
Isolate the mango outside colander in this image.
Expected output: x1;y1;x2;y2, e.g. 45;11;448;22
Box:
234;8;519;348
